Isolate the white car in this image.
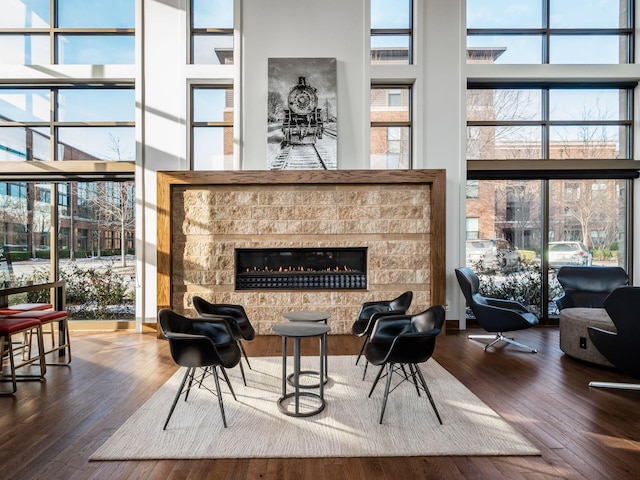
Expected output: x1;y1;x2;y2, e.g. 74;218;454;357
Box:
548;241;592;268
466;239;521;273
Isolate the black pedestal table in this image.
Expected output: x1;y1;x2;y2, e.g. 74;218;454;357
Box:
272;322;331;417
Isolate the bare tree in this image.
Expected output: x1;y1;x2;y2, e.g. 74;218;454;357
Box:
85;135;135;267
559;180;619;249
0;187;25;242
0;187;26;274
28;185;51;259
467;89;540;160
550;104;620;248
86;182;134;267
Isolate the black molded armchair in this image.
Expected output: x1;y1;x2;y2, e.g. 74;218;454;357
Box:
588;286;640;391
555;266;628;311
365;305;445;424
158;309;241;429
192;297;255;385
352;291;413;369
455;267;539;353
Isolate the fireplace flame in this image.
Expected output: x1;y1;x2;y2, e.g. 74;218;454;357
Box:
245;264;360;274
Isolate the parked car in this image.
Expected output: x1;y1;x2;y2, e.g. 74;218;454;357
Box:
548;241;593;268
466;239;521;273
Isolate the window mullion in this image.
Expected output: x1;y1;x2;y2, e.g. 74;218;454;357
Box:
50;88;57;161
50;0;56;64
542;88;549;160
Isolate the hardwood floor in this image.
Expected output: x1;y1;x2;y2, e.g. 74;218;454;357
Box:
1;327;639;479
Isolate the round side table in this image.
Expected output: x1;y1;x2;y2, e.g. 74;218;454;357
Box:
272;322;331;417
282;310;331;387
282;310;331;324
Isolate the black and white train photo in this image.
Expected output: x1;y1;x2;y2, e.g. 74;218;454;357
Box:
267;58;337;170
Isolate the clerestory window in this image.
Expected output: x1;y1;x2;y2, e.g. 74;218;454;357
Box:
370;0;413;65
467;0;634;64
0;87;135;162
191;0;234;65
0;0;135;65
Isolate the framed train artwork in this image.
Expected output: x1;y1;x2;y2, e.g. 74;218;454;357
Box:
267;58;337;170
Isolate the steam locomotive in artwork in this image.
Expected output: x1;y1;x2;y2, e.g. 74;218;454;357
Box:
282;76;324;145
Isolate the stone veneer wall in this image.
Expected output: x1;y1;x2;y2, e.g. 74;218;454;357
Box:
171;183;432;335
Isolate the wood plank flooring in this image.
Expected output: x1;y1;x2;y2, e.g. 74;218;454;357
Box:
1;327;639;479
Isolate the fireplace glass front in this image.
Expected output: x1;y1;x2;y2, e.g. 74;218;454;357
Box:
235;247;367;290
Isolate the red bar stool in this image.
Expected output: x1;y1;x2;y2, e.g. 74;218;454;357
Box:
0;304;57;353
0;316;47;395
8;311;71;365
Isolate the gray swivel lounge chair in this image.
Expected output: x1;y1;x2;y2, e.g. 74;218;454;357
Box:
455;267;539;353
555;265;628;311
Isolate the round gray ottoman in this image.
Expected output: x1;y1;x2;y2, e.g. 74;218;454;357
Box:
559;307;616;367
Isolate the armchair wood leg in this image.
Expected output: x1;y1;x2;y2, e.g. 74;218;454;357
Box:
408;363;421;397
238;358;247;386
164;367;192;430
368;365;385;398
355;336;367;365
379;363;394;424
361;360;369;380
212;365;228;428
238;340;251;370
184;368;196;401
415;364;443;425
219;367;237;400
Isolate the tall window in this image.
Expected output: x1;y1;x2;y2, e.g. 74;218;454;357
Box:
465;87;633;318
0;180;134;319
0;87;135;162
370;86;411;169
191;86;234;170
370;0;413;65
191;0;234;64
0;2;136;321
467;0;633;64
0;0;135;65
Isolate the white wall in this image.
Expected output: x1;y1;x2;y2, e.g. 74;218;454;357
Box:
241;0;368;169
139;0;189;326
137;0;468;327
418;0;466;325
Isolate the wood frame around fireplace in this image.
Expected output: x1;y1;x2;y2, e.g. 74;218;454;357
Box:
157;169;446;333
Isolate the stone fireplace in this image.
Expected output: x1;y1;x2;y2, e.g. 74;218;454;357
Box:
157;170;446;335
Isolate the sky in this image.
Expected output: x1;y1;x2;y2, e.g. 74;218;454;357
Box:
467;0;622;29
0;0;134;28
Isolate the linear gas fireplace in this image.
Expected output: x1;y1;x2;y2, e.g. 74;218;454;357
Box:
235;247;367;290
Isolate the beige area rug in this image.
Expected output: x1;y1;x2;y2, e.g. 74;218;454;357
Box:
90;355;540;460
